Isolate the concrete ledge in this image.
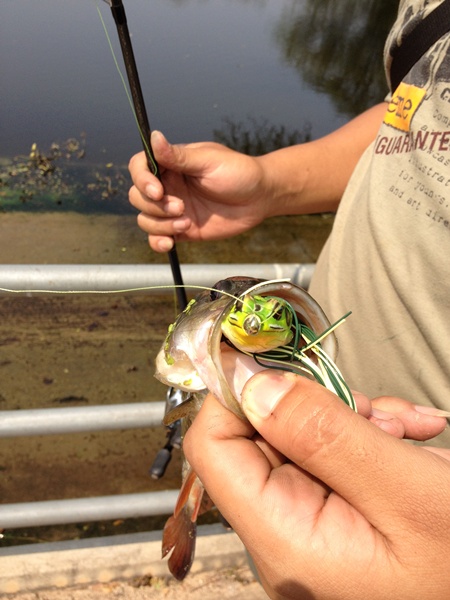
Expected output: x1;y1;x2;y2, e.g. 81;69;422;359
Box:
0;525;247;595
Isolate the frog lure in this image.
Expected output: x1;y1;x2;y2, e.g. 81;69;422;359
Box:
155;276;355;580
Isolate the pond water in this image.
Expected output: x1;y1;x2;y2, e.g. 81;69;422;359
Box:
0;0;398;212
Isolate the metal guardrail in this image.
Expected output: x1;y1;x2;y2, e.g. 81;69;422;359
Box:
0;402;173;529
0;402;165;437
0;263;313;534
0;491;179;529
0;263;314;294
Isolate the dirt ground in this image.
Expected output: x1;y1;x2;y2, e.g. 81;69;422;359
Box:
2;566;268;600
0;210;331;597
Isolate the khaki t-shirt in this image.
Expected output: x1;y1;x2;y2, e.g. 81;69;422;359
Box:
309;0;450;445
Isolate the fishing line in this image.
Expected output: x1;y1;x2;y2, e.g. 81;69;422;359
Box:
2;275;356;408
96;2;154;169
0;278;293;305
301;312;351;351
238;278;290;297
0;283;241;302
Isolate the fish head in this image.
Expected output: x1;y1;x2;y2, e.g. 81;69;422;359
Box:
155;277;337;419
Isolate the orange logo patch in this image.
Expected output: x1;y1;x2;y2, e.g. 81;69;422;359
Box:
384;82;426;132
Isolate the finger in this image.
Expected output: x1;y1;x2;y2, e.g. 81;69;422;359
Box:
423;446;450;461
352;392;409;438
252;433;287;468
148;234;174;253
129;185;186;218
371;396;449;441
351;391;371;416
356;392;449;440
136;211;191;236
135;208;191;253
367;408;406;438
183;394;326;528
128;150;164;201
183;394;268;510
241;371;450;532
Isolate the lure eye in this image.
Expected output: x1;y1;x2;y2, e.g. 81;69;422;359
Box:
243;314;261;336
272;305;293;328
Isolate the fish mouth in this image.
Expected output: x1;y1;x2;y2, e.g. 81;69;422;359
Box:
220;342;266;403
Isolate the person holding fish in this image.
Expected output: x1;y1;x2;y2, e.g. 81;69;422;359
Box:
129;0;450;596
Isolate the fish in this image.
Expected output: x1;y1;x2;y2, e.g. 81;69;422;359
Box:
154;276;352;580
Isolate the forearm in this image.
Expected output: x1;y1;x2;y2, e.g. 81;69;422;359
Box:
257;102;388;216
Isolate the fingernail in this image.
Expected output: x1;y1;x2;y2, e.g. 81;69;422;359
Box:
166;201;184;217
173;218;190;232
414;405;450;418
242;371;297;419
151;130;164;144
145;183;159;198
157;238;174;252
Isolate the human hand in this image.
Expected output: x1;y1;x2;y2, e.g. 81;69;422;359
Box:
128;131;269;252
351;390;449;441
184;372;450;599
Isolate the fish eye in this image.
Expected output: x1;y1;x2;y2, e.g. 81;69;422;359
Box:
210;279;235;300
235;299;244;312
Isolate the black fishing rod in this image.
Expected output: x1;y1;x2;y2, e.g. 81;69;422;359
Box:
106;0;187;311
103;0;187;479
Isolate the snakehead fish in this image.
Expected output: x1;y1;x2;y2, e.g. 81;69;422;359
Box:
155;276;354;580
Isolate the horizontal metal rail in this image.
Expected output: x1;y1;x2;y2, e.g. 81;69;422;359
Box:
0;403;175;528
0;491;179;529
0;402;165;437
0;263;314;294
0;262;314;535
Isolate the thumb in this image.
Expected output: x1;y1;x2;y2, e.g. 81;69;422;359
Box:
151;130;206;175
150;130;178;169
240;371;447;533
